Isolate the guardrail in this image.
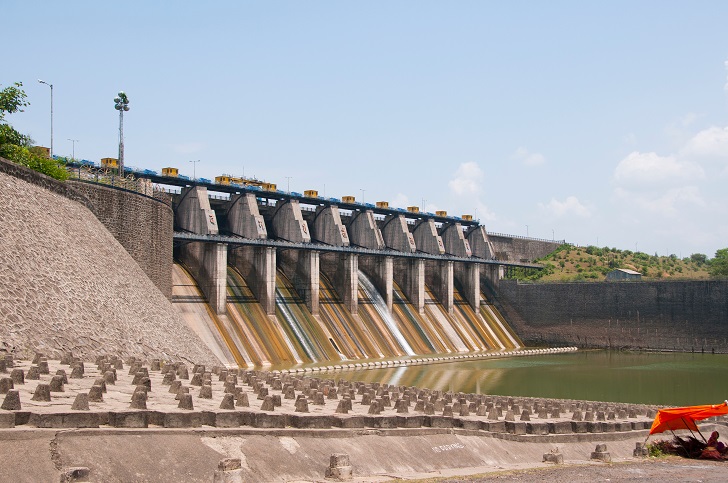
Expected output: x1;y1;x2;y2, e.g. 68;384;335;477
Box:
487;232;566;244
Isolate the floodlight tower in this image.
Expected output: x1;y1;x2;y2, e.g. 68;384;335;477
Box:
113;91;130;175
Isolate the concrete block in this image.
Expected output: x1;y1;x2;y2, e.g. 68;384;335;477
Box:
109;411;148;428
163;412;202;428
250;412;286;428
526;422;550;435
543;449;564;464
572;421;589;433
484;421;507;433
213;458;243;483
548;421;574;434
0;412;15;428
505;421;527;435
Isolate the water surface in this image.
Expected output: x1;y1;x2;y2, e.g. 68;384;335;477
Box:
319;350;728;406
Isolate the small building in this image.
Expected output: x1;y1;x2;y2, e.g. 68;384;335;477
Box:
100;157;118;169
606;268;642;282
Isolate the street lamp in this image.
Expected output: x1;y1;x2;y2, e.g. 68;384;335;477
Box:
526;225;529;237
189;159;200;181
285;176;292;193
68;139;79;160
113;91;130;176
37;79;53;157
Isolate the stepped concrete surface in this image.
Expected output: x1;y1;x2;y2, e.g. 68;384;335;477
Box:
0;354;709;482
0;170;218;365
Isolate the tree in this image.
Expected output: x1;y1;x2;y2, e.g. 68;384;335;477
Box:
709;249;728;278
690;253;707;265
0;82;29;121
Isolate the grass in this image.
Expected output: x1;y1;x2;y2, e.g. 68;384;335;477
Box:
507;244;712;283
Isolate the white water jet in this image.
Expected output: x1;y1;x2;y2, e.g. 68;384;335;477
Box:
358;271;416;356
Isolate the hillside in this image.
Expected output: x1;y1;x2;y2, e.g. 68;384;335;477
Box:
508;244;713;282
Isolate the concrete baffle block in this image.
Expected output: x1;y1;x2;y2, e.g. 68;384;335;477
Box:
199;384;213;399
335;400;349;414
213;458;244;483
32;383;51;402
543;448;564;464
220;393;235;410
236;392;249;407
26;366;40;380
1;390;21;410
591;444;612;462
0;378;13;394
295;397;310;413
178;393;194;410
71;393;90;411
261;395;275;411
49;375;65;393
325;453;353;481
10;369;24;385
169;380;182;394
130;391;147;410
70;365;83;379
88;385;104;402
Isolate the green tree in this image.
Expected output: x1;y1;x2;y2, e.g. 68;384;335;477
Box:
0;82;29;121
690;253;707;265
709;249;728;278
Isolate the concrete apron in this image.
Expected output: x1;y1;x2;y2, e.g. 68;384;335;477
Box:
0;426;658;483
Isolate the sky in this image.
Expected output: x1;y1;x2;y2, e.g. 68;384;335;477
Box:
4;1;728;258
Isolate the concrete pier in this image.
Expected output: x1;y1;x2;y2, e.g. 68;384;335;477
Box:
321;253;358;314
441;223;472;258
412;219;445;255
280;251;320;315
271;200;311;243
394;258;425;313
226;193;267;239
359;256;394;312
347;210;385;249
175;186;228;314
467;226;496;259
381;215;417;253
311;205;350;247
229;247;277;315
427;260;454;313
455;263;481;311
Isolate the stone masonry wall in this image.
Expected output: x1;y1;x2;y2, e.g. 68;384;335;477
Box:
68;180;173;298
494;280;728;352
0;169;218;364
488;234;561;262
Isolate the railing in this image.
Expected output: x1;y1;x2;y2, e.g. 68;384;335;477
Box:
487;231;566;244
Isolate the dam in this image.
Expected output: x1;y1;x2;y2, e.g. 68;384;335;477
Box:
168;183;529;367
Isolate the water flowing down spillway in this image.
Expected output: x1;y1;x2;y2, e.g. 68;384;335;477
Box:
357;272;416;356
175;261;523;368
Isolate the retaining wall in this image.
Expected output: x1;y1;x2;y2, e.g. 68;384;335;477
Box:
495;280;728;352
68;180;174;298
488;234;561;262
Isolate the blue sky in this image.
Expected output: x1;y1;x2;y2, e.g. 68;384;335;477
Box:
5;1;728;257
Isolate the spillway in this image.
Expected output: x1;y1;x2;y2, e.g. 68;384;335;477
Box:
173;262;522;368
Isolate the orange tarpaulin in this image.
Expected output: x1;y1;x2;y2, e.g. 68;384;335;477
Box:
650;402;728;435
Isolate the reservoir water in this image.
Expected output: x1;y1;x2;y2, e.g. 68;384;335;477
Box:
318;350;728;406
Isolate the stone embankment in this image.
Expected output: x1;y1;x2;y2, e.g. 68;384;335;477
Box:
1;352;708;482
0;166;217;365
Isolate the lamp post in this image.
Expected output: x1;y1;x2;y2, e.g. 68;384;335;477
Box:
37;79;53;157
189;159;200;181
113;91;130;176
360;189;366;204
285;176;292;193
526;225;529;237
68;138;79;160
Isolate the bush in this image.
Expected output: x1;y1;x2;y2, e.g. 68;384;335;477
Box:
0;144;69;181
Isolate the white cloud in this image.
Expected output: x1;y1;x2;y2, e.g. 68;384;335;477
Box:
538;196;591;218
448;162;483;196
513;147;546;166
614;151;704;186
681;126;728;159
614;186;705;217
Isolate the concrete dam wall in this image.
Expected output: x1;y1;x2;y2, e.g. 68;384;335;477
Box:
494;279;728;352
0;158;218;364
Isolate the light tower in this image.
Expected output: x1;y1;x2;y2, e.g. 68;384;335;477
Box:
37;79;53;157
113;91;130;176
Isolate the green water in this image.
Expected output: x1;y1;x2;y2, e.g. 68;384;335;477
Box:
319;351;728;406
